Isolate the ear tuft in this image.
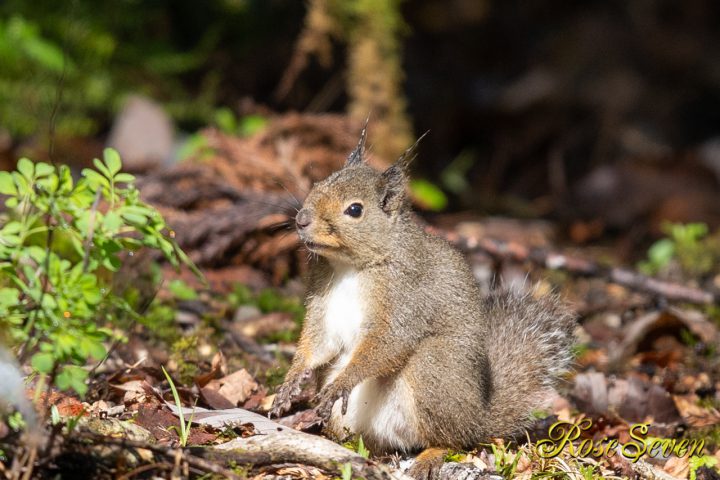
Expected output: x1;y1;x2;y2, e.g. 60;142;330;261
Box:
379;132;429;213
345;118;370;167
394;130;429;171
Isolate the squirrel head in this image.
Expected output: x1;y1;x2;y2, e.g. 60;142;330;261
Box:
296;127;425;267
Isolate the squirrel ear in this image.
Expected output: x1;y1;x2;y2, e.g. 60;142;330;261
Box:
379;132;429;213
345;119;369;167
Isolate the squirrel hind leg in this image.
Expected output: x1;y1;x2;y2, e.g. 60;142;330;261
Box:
406;448;447;480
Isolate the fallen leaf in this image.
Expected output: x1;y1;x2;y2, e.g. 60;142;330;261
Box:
663;455;690;478
242;388;269;411
277;408;323;431
610;308;719;368
194;351;227;388
204;369;259;406
111;379;157;405
672;394;720;428
573;373;681;424
200;386;236;410
260;393;276;412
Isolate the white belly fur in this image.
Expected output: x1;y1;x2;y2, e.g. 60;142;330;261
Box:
322;265;422;452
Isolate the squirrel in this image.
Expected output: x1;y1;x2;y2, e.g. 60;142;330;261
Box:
269;127;576;479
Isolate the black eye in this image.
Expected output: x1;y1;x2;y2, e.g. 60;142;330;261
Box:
344;203;363;218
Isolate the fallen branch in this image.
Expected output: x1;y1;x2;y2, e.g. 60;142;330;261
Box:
214;431;412;480
73;433;246;480
434;229;720;306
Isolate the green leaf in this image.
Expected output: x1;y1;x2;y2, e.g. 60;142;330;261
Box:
23;34;66;73
340;463;352;480
0;171;17;195
79;274;102;304
34;162;54;177
81;168;110;189
410;179;448;211
31;352;55;373
102;255;121;272
0;288;19;305
103;148;122;176
56;333;77;356
17;158;34;180
168;279;198;301
50;405;61;425
239;114;268;137
356;436;370;458
648;238;675;268
56;366;88;396
93;158;112;179
1;221;22;235
80;337;106;360
102;211;123;232
214;107;238;134
114;173;135;184
121;211;148;225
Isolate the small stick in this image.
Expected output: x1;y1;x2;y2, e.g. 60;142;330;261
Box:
433;229;720;306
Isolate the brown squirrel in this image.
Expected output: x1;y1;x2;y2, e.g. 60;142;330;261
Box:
270;128;575;479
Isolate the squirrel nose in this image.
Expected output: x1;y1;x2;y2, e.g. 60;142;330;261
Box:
296;209;312;229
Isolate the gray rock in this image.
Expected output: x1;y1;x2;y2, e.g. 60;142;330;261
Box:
107;95;174;172
233;305;262;323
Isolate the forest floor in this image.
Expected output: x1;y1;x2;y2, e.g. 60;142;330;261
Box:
2;114;720;480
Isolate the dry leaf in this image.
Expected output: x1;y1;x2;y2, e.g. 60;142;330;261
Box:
663;455;690;478
204;369;259;406
672;394;720;428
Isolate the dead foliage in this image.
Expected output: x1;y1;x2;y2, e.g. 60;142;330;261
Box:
137;113;364;283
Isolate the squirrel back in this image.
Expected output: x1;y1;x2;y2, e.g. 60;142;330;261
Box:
271;129;576;459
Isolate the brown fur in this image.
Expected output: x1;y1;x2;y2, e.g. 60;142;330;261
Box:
270;132;575;475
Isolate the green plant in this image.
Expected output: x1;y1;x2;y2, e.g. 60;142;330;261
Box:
690;455;718;480
162;365;194;447
168;279;198;301
0;149;194;395
340;462;353;480
410;179;448;212
343;436;370;459
6;411;25;431
490;443;522;479
356;436;370;459
444;449;465;463
639;222;720;277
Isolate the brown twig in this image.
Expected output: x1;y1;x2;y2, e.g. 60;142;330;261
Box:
116;462;171;480
434;229;720;306
72;433;245;480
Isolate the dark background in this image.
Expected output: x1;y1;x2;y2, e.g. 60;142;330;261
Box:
2;0;720;235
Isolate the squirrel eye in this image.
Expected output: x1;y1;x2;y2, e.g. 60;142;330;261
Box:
344;203;363;218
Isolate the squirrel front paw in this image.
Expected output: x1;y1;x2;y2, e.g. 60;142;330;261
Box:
314;381;351;422
269;368;312;418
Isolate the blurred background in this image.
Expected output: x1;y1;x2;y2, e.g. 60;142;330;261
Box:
2;0;720;276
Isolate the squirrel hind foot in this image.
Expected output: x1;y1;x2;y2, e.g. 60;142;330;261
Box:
406;448;447;480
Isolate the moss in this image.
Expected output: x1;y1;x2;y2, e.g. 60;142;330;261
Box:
169;332;210;384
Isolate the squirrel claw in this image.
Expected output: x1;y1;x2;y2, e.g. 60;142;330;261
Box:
269;370;311;418
314;382;350;422
268;399;290;419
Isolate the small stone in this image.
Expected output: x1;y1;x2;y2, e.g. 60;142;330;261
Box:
107;95;174;172
234;305;262;323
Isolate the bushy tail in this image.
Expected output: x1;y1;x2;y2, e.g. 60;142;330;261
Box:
482;288;576;438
